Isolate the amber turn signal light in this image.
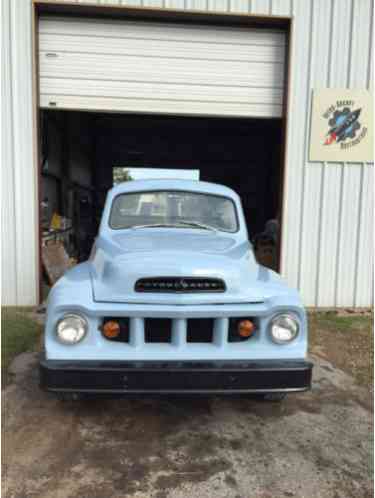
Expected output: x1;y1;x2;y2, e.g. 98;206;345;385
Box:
102;320;121;339
238;319;255;338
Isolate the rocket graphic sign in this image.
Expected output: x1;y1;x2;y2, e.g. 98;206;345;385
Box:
324;108;361;145
310;89;373;162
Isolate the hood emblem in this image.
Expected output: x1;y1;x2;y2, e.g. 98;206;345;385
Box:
135;277;226;293
180;279;188;289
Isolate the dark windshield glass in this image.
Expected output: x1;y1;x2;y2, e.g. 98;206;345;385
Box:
109;190;238;232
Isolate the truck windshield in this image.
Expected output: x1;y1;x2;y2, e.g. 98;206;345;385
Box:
109;190;238;233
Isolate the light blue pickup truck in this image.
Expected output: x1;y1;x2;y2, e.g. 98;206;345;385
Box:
40;179;312;400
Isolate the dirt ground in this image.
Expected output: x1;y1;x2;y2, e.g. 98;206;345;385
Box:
2;348;373;498
309;312;373;391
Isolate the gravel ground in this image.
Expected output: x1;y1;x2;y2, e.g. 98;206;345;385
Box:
2;351;373;498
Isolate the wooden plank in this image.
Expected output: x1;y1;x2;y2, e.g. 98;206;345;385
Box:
42;240;73;285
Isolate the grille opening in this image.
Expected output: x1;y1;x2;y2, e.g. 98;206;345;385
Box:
145;318;172;343
135;277;225;293
101;317;130;343
187;319;214;343
228;318;257;342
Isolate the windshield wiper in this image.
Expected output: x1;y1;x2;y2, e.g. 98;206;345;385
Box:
177;221;217;232
131;223;180;229
131;221;217;231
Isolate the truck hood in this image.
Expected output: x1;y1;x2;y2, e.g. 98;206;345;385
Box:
90;230;291;305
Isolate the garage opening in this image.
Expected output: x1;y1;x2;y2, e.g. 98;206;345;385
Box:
40;110;282;287
37;12;287;295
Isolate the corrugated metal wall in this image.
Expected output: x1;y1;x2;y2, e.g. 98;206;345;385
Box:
1;0;373;307
282;0;373;308
2;0;38;306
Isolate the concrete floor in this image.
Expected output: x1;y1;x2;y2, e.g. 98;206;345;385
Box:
2;353;373;498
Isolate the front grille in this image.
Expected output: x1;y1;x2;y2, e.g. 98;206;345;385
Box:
187;319;214;343
144;318;172;343
99;316;258;348
135;277;226;293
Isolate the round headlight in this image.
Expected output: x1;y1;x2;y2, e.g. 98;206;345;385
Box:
270;314;299;344
56;314;88;344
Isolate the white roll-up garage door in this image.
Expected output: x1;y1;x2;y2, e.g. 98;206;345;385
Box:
39;16;286;118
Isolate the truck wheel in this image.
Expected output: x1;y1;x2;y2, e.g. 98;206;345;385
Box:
261;392;287;402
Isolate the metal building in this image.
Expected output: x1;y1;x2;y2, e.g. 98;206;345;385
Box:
2;0;373;308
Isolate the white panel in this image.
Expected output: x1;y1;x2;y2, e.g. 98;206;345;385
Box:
336;166;362;307
39;17;285;118
315;0;352;307
3;0;38;306
250;0;271;14
342;0;373;308
280;0;313;290
298;0;332;306
186;0;208;10
368;21;373;90
329;0;372;307
165;0;185;8
282;0;374;307
39;32;285;62
142;0;164;6
350;0;372;87
316;164;342;307
39;53;283;83
329;0;352;87
299;163;324;306
120;0;143;6
1;0;17;305
39;93;282;117
41;78;282;105
40;18;286;46
355;165;373;307
207;0;228;11
229;0;249;13
270;0;291;15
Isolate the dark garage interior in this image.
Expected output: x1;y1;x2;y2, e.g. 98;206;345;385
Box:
40;109;283;288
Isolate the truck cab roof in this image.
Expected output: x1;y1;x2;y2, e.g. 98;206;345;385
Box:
109;179;240;201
